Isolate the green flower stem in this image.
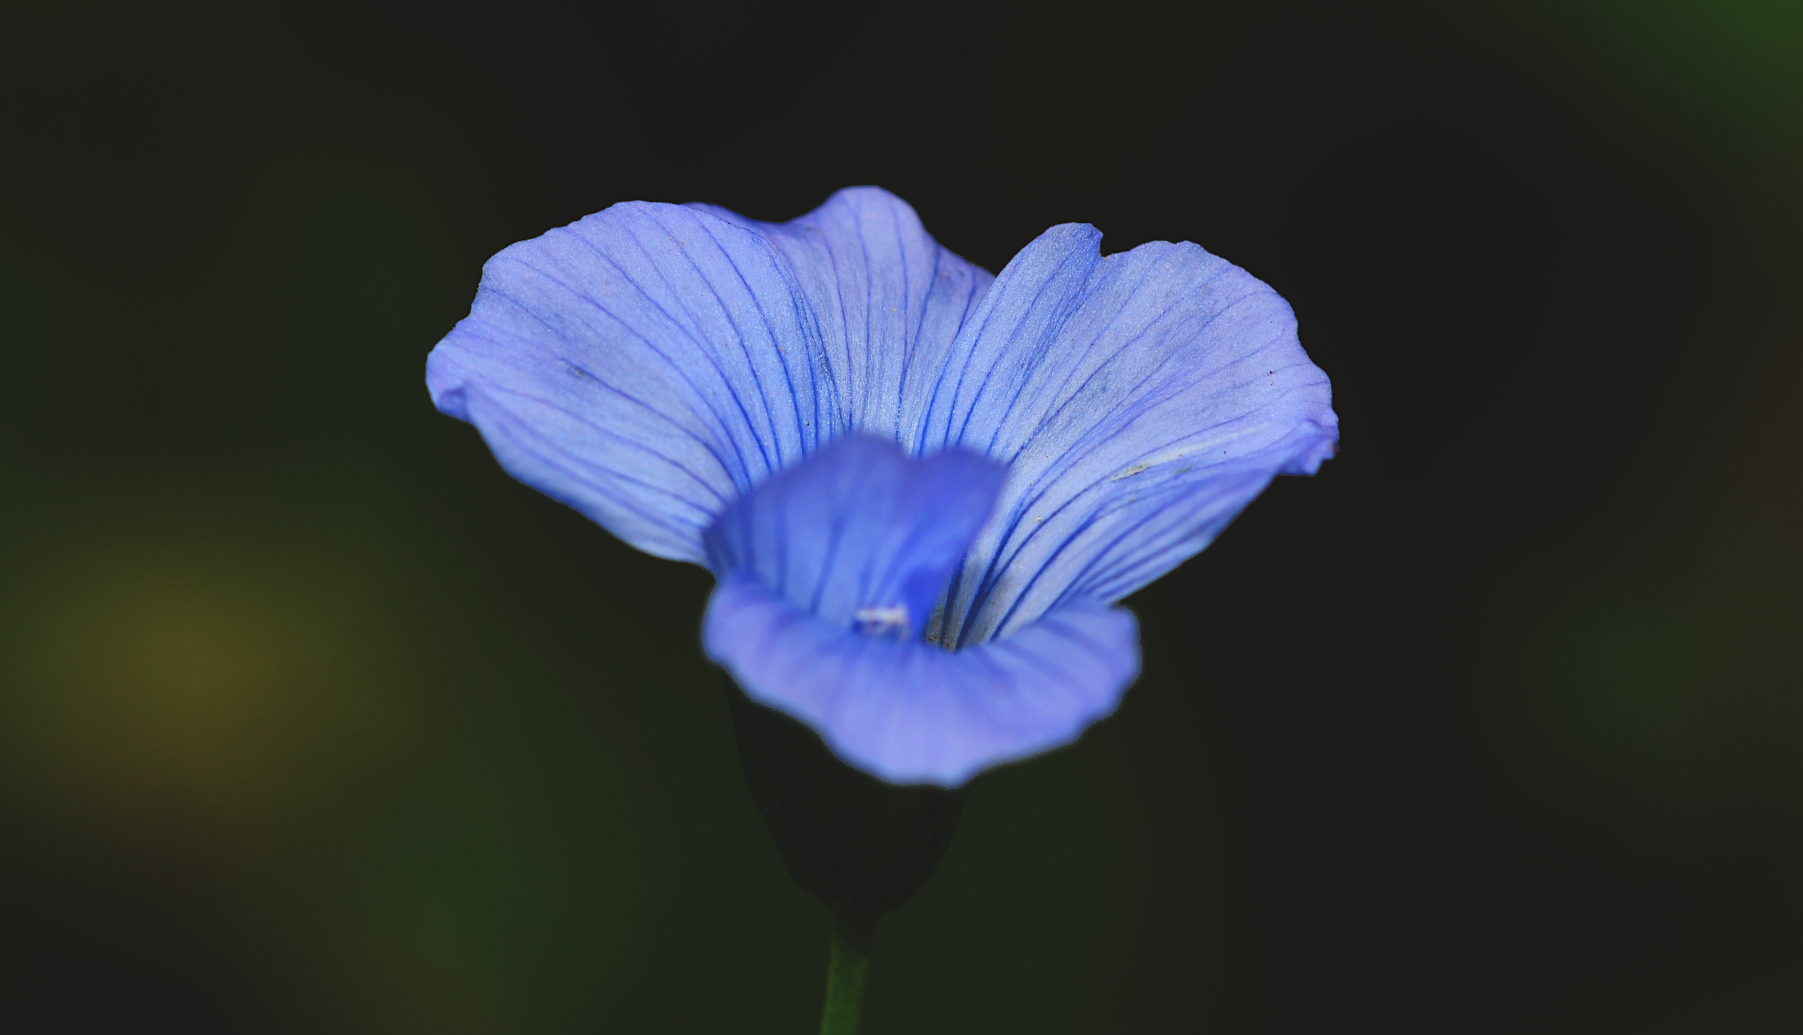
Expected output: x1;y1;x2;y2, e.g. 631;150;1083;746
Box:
819;910;876;1035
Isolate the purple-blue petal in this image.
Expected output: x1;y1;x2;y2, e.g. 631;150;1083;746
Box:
704;572;1140;787
690;187;994;442
426;188;995;564
702;434;1006;635
426;201;840;563
918;224;1340;646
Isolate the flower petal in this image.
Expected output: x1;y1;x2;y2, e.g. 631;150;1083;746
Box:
702;434;1006;637
427;189;995;565
914;224;1340;645
426;201;840;564
691;187;995;443
704;572;1140;786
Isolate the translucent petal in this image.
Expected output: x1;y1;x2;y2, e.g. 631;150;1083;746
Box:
426;188;993;564
913;224;1340;645
692;187;994;442
427;201;837;563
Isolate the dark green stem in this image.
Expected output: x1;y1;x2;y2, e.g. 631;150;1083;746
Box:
819;910;876;1035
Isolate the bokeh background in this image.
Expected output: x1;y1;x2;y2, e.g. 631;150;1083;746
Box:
4;2;1799;1031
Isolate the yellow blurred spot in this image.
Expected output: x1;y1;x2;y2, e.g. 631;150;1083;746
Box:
1;531;402;837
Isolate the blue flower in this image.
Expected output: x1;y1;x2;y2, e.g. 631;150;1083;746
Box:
426;187;1337;786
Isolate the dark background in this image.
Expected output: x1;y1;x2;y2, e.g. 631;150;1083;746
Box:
4;2;1799;1031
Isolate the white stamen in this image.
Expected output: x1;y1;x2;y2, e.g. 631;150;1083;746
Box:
852;604;910;639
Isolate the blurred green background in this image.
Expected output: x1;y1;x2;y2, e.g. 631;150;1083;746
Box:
2;2;1798;1031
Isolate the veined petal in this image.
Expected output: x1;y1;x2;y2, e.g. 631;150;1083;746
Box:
704;573;1140;786
916;224;1339;645
426;202;839;564
693;187;993;442
702;434;1006;638
427;189;995;565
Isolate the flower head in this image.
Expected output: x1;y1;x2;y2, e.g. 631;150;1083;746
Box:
426;187;1337;786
